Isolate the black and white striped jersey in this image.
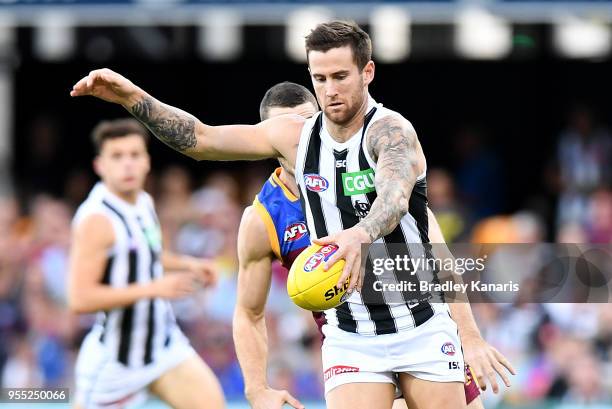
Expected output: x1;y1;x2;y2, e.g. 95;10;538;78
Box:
295;96;443;336
73;183;177;367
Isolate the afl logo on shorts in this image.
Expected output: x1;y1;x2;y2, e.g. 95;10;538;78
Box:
303;245;338;272
304;174;329;192
284;222;308;242
441;342;456;356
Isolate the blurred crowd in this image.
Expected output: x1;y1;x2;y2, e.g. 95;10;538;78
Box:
0;105;610;407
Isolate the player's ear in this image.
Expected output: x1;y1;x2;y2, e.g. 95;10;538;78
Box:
93;156;102;177
363;60;375;86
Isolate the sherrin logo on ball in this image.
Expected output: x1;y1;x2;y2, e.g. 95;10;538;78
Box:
304;174;329;192
287;243;349;311
441;342;456;356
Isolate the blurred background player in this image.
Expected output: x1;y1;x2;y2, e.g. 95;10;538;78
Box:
68;119;224;409
233;82;512;409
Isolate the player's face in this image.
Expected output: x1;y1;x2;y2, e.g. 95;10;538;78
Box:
94;134;150;196
308;45;374;125
267;102;317;120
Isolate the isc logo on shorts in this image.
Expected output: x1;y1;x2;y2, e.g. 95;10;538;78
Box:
324;365;359;381
304;174;329;192
441;342;456;356
284;222;308;242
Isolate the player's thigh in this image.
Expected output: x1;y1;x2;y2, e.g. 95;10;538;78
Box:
398;373;466;409
467;396;485;409
326;382;396;409
392;398;408;409
149;355;225;409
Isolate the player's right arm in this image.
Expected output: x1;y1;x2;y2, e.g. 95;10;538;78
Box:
67;213;196;313
70;68;302;163
233;206;304;409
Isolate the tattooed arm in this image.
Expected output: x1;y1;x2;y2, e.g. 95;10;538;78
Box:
355;114;423;241
71;68;302;162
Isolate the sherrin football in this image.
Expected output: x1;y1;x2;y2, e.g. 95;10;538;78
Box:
287;244;350;311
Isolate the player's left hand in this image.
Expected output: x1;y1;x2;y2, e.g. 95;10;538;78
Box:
312;226;371;292
185;258;219;287
461;332;516;393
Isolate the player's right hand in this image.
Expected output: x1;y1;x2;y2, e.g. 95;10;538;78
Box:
70;68;140;106
151;272;198;299
247;387;304;409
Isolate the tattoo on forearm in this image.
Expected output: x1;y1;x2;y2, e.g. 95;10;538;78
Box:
130;96;197;152
356;115;418;241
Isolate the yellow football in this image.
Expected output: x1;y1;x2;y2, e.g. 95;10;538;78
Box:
287;244;349;311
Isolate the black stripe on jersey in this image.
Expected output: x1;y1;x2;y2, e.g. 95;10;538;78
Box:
102;200;133;238
118;249;138;365
333;149;359;333
409;179;444;305
302;114;329;239
99;256;115;343
137;217;157;365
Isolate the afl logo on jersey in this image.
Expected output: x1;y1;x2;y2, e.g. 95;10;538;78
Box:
284;222;308;242
304;174;329;192
441;342;456;356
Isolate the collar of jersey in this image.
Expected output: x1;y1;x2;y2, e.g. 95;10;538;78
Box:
270;168;299;202
93;182;142;214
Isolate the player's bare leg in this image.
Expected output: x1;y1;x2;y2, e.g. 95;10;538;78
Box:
326;382;395;409
148;355;225;409
392;395;485;409
398;374;467;409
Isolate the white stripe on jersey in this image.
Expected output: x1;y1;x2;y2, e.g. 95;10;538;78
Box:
73;182;176;367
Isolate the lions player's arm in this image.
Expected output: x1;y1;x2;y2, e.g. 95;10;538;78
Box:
67;214;197;313
427;207;515;395
71;69;302;164
233;207;303;409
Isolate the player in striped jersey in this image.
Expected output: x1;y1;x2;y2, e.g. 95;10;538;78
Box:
233;83;512;409
71;21;514;409
68;119;224;409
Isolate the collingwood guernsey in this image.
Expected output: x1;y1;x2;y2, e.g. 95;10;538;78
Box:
73;182;178;367
295;96;444;336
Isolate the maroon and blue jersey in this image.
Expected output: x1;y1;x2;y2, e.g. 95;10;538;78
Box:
253;168;311;269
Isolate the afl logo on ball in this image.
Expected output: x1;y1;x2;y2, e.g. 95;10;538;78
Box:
304;174;329;192
304;253;325;272
303;245;338;272
284;222;308;242
441;342;456;356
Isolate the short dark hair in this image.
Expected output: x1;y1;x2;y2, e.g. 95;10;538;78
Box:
91;118;150;153
305;21;372;70
259;82;318;121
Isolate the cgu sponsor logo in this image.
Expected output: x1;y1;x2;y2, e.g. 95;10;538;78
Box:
342;169;375;196
304;174;329;192
324;365;360;381
441;342;456;356
284;222;308;242
303;245;338;272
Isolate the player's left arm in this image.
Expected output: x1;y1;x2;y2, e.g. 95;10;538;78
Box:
427;207;515;393
161;251;218;287
314;114;420;291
